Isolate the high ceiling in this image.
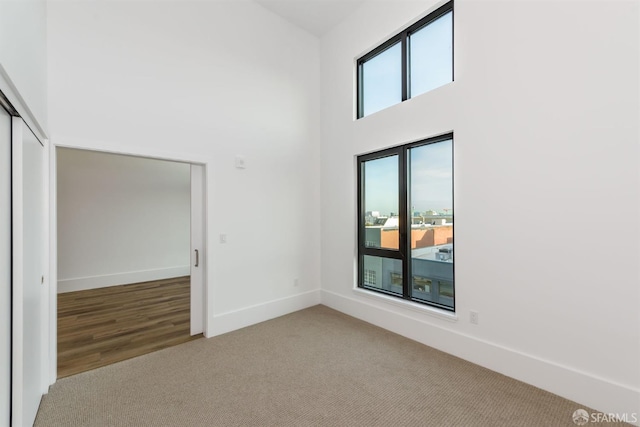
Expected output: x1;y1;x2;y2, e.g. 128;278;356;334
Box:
254;0;365;37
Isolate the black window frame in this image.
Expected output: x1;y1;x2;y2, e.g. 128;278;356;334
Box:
356;1;454;119
357;132;455;312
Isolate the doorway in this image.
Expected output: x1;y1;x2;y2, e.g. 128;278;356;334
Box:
55;147;206;377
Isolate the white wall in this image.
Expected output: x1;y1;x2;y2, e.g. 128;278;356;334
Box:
0;0;48;130
56;148;191;292
320;0;639;419
48;0;322;332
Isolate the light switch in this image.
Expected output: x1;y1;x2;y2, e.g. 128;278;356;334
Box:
235;156;246;169
220;234;227;243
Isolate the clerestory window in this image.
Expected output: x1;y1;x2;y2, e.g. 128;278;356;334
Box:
357;2;453;118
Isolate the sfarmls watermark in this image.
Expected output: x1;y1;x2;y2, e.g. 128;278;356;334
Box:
572;408;638;425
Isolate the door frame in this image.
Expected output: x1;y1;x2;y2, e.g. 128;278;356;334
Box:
50;142;210;381
190;164;205;335
0;102;12;426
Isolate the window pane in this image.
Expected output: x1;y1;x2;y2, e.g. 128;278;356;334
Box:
409;139;453;308
363;255;402;295
362;42;402;117
409;11;453;97
363;155;398;250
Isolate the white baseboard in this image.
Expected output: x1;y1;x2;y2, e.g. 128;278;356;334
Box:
208;290;322;337
57;266;191;293
321;289;640;425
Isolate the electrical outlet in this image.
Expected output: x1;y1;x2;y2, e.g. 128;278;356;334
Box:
470;310;479;325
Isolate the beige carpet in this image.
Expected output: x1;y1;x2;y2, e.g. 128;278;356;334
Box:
35;305;623;426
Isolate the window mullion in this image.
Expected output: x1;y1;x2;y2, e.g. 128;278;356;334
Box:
361;247;403;259
398;147;409;299
401;32;408;102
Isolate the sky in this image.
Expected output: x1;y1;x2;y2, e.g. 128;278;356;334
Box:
364;138;452;216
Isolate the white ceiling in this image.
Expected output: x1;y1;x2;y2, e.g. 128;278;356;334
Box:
254;0;365;37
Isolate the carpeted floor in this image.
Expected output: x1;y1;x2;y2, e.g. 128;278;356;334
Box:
35;305;625;426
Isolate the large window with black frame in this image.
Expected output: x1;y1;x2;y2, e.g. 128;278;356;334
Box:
357;1;453;118
357;133;454;311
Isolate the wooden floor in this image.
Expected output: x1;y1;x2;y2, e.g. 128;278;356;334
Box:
57;276;202;378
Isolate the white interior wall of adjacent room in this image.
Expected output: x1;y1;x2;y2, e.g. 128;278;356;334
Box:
319;0;639;418
47;0;322;333
56;148;191;293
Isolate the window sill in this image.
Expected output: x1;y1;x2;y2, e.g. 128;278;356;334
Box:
352;287;458;322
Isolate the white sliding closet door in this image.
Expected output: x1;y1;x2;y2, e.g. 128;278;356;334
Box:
12;117;45;427
0;105;12;427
